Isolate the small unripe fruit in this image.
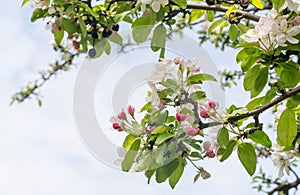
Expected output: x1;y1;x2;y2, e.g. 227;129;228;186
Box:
112;24;119;32
102;28;112;38
88;48;96;57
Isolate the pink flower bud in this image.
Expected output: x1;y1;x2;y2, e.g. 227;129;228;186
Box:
158;100;165;109
293;16;300;26
206;149;215;158
186;127;200;136
200;110;210;118
174;57;183;65
113;123;120;129
117;110;126;120
176;113;186;122
150;126;157;132
208;100;217;109
127;105;135;117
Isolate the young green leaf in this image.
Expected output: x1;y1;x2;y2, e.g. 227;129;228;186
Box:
155;133;174;145
121;139;141;171
22;0;30;6
53;28;64;45
169;158;185;189
217;140;237;162
248;130;272;148
172;0;187;8
151;24;166;52
217;127;229;149
277;108;297;148
251;0;264;9
123;134;138;150
188;73;217;83
238;143;257;176
189;91;207;101
31;8;47;22
208;19;224;34
156;158;179;183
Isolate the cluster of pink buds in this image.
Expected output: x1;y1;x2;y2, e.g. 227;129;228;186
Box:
111;105;135;132
199;100;218;119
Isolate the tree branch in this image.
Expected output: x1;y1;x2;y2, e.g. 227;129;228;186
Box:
185;3;260;22
268;178;300;195
200;85;300;129
228;85;300;123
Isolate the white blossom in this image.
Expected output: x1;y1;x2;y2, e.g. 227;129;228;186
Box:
30;0;48;9
140;0;168;12
146;60;177;83
146;82;161;108
280;0;299;12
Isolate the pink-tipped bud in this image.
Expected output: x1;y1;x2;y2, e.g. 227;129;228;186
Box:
208;100;217;109
113;123;120;129
206;149;216;158
200;110;210;118
176;113;186;122
293;16;300;26
158;100;166;109
127;105;135;117
174;57;183;65
186;127;200;136
150;126;157;132
117;111;126;120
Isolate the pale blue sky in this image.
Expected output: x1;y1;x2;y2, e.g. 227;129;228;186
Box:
0;1;294;195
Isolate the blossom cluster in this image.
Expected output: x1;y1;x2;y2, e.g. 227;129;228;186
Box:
241;1;300;52
110;57;224;181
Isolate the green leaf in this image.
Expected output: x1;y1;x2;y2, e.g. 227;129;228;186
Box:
140;102;152;112
151;24;166;52
132;12;155;43
123;134;138;150
237;23;250;34
78;17;87;38
93;38;109;58
22;0;30;6
246;97;264;111
190;10;205;22
208;19;224;34
251;0;264;9
206;10;214;22
53;28;64;45
226;5;237;17
109;33;123;45
228;24;239;41
271;0;284;10
62;18;80;34
156;158;179;183
188;73;217;83
104;39;111;55
169;158;184;189
244;65;268;98
31;8;47;22
189;91;206;101
156;133;174;145
172;0;187;8
278;70;300;88
154;111;169;126
121;139;140;171
217;140;237;162
151;126;167;134
238;143;257;176
277;108;297;147
145;169;156;184
217;127;229;149
248;131;272;148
